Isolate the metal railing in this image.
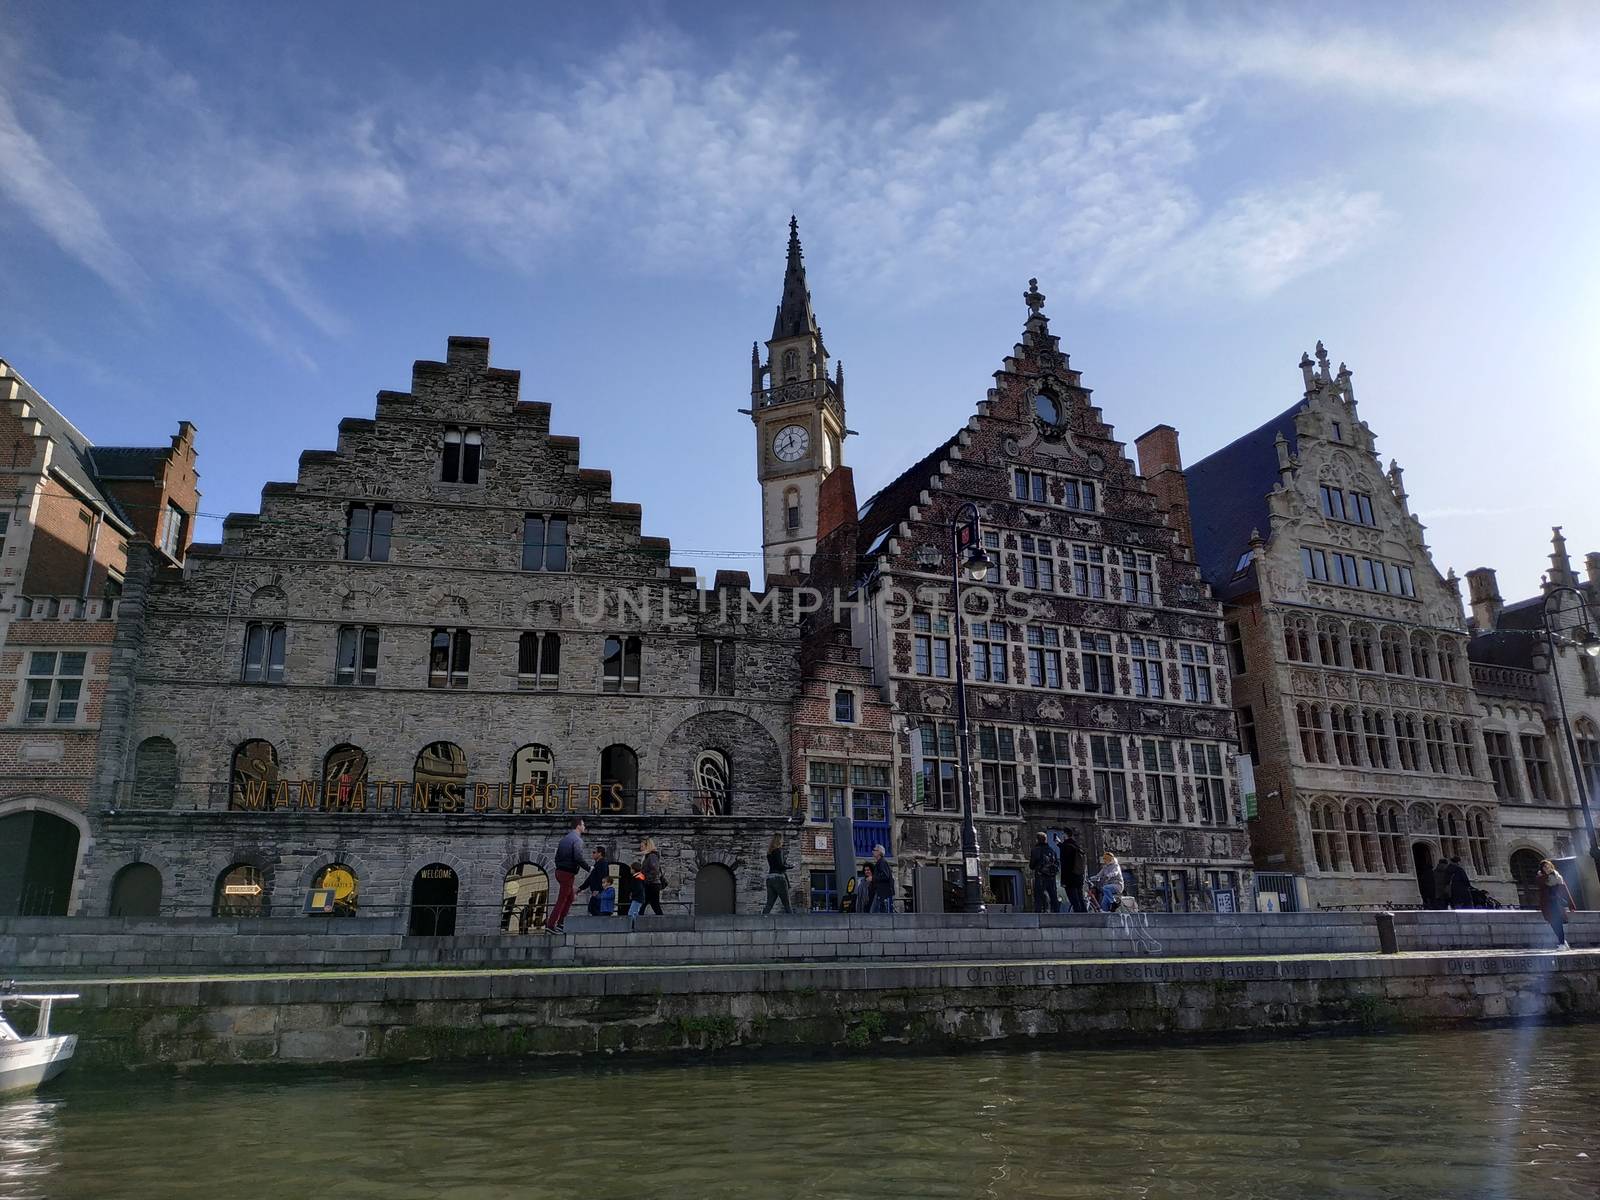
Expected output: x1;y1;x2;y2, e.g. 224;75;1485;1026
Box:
754;376;843;417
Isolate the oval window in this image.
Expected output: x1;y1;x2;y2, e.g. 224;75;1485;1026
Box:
1033;393;1062;426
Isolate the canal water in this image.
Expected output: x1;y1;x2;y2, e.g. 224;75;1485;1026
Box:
3;1025;1598;1199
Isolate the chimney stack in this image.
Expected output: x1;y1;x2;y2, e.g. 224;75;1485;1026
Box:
1465;567;1503;632
1134;424;1193;557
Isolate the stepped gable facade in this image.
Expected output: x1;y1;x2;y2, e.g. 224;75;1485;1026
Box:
1175;344;1511;908
833;281;1253;912
79;336;800;927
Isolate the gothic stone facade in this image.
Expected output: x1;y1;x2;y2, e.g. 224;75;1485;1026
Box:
1179;345;1511;909
836;286;1254;912
78;337;799;927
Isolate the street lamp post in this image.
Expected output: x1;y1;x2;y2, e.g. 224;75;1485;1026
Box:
950;501;996;913
1540;584;1600;879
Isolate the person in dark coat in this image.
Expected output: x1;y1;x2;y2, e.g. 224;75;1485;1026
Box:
1059;830;1087;913
762;833;792;915
547;815;586;934
1432;858;1453;909
1029;832;1061;913
581;846;612;916
1447;856;1473;909
868;845;895;913
1537;858;1578;949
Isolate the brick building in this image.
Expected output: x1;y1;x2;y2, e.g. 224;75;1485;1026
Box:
1175;344;1510;909
1465;529;1600;905
0;358;197;916
77;337;800;928
796;278;1253;912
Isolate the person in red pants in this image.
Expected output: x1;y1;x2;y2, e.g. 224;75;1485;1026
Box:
547;815;587;934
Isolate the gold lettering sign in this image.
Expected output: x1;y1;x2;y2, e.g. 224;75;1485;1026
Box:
227;779;627;815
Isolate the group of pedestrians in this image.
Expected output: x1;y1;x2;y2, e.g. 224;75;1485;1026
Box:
839;844;896;913
1028;830;1131;914
1428;855;1480;910
547;816;665;934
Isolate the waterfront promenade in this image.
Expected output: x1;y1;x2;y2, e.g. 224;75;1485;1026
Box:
6;910;1598;1072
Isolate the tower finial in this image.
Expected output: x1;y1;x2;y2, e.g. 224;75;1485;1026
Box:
1024;277;1046;316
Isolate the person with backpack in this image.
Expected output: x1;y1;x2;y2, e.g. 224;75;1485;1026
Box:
639;837;666;916
547;815;586;934
1029;831;1061;913
1059;830;1087;913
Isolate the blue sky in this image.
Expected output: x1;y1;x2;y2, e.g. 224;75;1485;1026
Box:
3;0;1597;600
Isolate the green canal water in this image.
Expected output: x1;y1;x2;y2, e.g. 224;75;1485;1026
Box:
3;1025;1599;1199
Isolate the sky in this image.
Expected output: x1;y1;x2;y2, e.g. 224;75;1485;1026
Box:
2;0;1597;601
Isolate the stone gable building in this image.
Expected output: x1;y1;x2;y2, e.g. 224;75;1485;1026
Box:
0;358;197;917
78;337;799;927
1466;529;1600;905
1172;344;1511;909
799;277;1253;912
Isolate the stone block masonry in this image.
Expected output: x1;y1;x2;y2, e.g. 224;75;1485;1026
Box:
43;950;1600;1073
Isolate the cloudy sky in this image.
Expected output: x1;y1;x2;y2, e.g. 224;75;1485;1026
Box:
3;1;1596;600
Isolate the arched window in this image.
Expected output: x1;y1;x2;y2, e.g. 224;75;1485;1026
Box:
109;862;162;917
601;744;639;814
214;863;267;917
1317;620;1346;668
1410;633;1436;680
694;750;730;815
1284;616;1312;663
415;742;467;804
782;348;799;378
511;744;554;799
322;744;369;809
784;487;801;532
1362;709;1393;769
409;863;458;936
241;621;286;682
1308;802;1339;872
502;862;550;933
1297;703;1328;763
1330;706;1360;766
1342;803;1367;873
1380;628;1407;675
1452;721;1477;776
1349;623;1377;672
1438;639;1460;683
312;863;359;916
1437;807;1464;863
1467;810;1494;876
132;736;178;809
1394;712;1421;771
230;739;279;809
1378;804;1405;873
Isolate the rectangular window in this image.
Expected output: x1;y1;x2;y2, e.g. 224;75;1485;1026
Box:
1120;551;1155;605
834;689;856;723
1130;636;1164;699
345;504;393;562
1064;480;1096;511
1142;739;1180;823
1350;492;1376;526
1081;631;1116;695
1521;734;1556;801
1013;468;1049;504
912;610;952;678
1026;626;1062;689
1362;709;1392;769
809;869;839;911
1019;535;1054;592
1301;546;1329;582
1397;565;1415;598
1330;707;1359;766
602;635;642;694
1090;735;1129;820
519;631;561;690
335;625;380;686
1224;621;1246;675
1192;743;1227;825
1364;558;1389;593
1485;731;1520;800
918;721;960;813
158;502;187;558
1319;485;1346;522
1238;705;1259;764
698;638;735;696
1331;553;1360;588
1036;729;1073;801
1179;644;1213;703
441;426;483;484
977;724;1018;816
808;760;846;823
428;627;471;688
23;650;86;722
787;498;801;530
241;622;286;684
1072;545;1106;599
1395;713;1421;772
969;621;1008;683
1423;717;1449;774
522;515;569;571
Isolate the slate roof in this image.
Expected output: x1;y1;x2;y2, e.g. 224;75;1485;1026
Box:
88;445;168;480
1494;595;1549;633
1468;629;1538;669
855;433;961;564
771;216;819;342
1183;401;1303;601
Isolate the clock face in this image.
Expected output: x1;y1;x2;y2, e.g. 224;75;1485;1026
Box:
773;424;810;462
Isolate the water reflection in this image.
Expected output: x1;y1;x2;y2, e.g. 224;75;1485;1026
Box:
5;1025;1599;1199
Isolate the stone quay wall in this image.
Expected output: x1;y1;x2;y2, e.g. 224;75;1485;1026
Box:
6;910;1596;979
42;950;1600;1073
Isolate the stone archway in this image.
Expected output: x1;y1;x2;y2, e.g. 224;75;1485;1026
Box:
108;862;163;917
694;863;736;916
1411;841;1436;908
0;798;88;916
1510;848;1545;909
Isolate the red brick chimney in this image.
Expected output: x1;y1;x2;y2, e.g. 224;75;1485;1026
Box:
1134;424;1193;557
811;467;858;591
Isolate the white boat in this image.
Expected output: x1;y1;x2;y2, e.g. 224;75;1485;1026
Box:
0;991;79;1094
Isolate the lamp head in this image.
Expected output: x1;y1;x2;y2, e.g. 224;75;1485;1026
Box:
1578;628;1600;658
963;545;994;582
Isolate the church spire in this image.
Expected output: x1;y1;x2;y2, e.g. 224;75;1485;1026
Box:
772;215;819;341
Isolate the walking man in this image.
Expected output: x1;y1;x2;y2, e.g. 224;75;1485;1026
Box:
1030;831;1061;913
548;815;586;934
1060;829;1087;913
868;844;895;913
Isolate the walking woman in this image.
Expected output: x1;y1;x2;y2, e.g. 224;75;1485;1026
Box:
1537;859;1578;949
763;833;793;914
640;837;666;916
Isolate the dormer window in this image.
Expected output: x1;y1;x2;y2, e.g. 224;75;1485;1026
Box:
441;427;482;484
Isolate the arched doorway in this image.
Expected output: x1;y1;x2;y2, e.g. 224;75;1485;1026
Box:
1510;849;1545;909
694;863;735;916
214;863;268;917
409;863;459;935
0;808;81;916
502;863;550;933
1412;842;1436;908
108;863;162;917
313;863;359;916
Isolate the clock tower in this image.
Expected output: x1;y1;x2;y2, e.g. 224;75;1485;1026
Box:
749;216;846;581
